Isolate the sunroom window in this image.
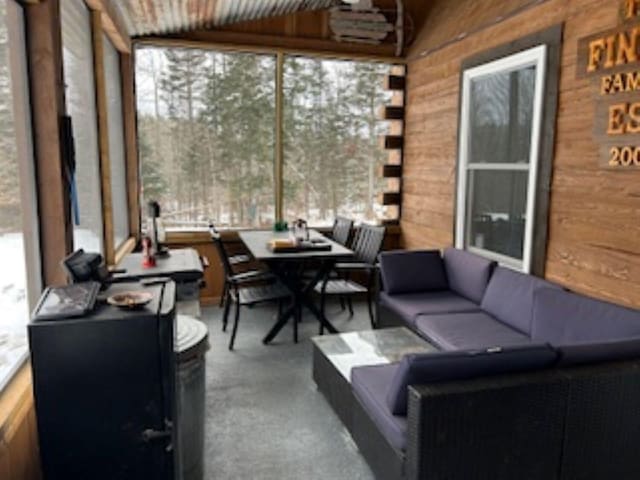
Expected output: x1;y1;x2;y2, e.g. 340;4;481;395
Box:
0;0;41;390
103;34;130;250
61;0;104;252
456;45;547;272
283;56;392;225
135;45;397;229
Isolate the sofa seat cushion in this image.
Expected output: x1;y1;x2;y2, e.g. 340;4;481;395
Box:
386;344;558;415
379;291;481;327
481;266;561;335
415;312;533;351
351;363;408;452
443;248;496;304
379;250;448;295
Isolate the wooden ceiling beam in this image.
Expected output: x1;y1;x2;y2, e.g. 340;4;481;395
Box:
84;0;131;53
136;31;404;63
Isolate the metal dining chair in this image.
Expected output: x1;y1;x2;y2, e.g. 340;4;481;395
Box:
209;221;254;308
210;227;291;350
331;216;354;246
315;224;386;330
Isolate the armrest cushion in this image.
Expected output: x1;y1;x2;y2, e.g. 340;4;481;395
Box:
386;344;558;415
379;250;448;295
556;338;640;366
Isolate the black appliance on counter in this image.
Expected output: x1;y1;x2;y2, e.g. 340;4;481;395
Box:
29;281;177;480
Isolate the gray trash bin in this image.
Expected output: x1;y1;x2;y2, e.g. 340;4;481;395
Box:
175;315;209;480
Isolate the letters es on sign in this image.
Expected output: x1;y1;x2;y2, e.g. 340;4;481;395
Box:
577;0;640;167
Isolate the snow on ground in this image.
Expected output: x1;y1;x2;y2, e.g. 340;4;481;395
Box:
0;232;29;390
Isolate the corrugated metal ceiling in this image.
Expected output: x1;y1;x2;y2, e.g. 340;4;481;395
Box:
111;0;339;37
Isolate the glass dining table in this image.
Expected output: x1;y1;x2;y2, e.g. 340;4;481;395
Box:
238;229;354;344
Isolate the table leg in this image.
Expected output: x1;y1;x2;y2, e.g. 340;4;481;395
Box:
263;303;295;344
261;260;339;344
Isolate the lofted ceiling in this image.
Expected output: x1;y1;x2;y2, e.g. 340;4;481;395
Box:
111;0;340;37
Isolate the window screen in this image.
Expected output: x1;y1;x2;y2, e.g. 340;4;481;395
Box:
61;0;104;253
283;57;393;226
0;0;42;390
103;34;129;249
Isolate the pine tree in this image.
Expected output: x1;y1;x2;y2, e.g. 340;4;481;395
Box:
160;48;208;222
138;126;168;203
0;2;22;231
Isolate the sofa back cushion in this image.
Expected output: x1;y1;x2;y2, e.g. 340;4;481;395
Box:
379;250;448;295
481;267;560;335
385;344;558;415
442;248;496;304
532;288;640;345
556;338;640;366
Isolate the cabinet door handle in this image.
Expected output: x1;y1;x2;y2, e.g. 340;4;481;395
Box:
141;419;173;452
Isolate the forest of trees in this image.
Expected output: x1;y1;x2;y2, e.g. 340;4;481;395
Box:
0;0;21;233
136;46;392;228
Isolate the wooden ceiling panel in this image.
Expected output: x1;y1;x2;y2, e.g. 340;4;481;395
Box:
112;0;338;37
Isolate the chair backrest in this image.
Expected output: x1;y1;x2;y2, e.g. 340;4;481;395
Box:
352;224;385;264
209;223;234;280
332;216;354;246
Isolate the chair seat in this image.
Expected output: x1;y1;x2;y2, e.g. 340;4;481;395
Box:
334;262;374;271
229;253;251;265
315;279;367;295
230;269;274;284
236;282;290;306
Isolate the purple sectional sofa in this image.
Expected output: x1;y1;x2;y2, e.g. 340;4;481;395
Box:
346;247;640;480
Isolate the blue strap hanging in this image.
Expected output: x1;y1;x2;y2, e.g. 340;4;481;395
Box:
70;173;80;225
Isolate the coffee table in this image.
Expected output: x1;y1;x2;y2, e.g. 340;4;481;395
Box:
312;327;437;432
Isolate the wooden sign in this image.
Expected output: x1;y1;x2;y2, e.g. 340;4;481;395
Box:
577;0;640;168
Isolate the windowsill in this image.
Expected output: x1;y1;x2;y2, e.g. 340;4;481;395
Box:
113;236;137;266
164;224;402;243
0;358;32;441
0;348;28;393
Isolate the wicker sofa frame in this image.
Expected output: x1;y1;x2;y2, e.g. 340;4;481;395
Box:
316;348;640;479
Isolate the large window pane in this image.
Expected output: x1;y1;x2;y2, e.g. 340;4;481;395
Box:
136;47;276;229
103;34;129;248
457;46;546;271
469;66;535;165
62;0;103;252
283;57;392;226
466;170;528;260
0;0;41;390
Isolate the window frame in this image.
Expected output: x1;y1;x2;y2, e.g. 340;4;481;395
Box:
455;45;547;273
102;32;131;253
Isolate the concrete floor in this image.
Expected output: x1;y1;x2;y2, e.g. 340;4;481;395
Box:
200;300;375;480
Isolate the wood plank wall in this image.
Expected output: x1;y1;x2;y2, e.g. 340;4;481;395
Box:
0;366;41;480
402;0;640;308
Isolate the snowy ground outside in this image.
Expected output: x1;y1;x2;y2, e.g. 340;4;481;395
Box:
0;232;29;390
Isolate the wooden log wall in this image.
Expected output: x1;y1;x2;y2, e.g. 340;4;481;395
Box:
402;0;640;308
0;366;41;480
